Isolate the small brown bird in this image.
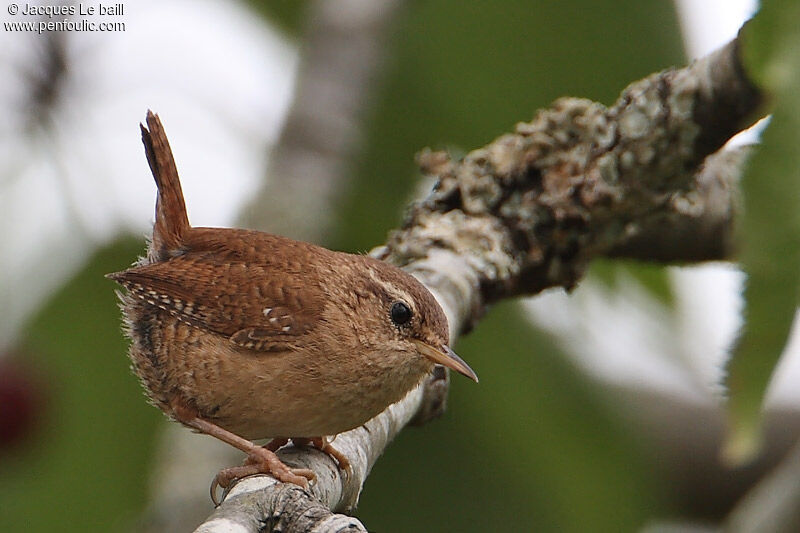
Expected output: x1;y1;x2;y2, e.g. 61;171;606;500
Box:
108;112;477;501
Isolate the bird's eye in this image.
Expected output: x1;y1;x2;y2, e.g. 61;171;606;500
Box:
390;301;412;326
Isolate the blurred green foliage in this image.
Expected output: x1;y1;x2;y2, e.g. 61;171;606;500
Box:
589;259;675;305
725;0;800;462
0;239;161;531
250;0;310;36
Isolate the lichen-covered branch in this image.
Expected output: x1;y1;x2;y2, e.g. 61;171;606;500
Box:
358;38;761;350
196;31;763;533
608;145;750;262
382;36;761;325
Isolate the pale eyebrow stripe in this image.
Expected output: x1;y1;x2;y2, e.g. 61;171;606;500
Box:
366;267;415;309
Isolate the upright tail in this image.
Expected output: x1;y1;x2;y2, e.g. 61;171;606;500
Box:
141;111;190;260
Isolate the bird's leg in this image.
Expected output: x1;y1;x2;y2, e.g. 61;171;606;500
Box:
234;437;289;468
214;438;291;504
237;438;288;467
169;399;315;505
292;436;351;476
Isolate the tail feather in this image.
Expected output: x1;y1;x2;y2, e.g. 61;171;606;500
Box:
141;110;190;260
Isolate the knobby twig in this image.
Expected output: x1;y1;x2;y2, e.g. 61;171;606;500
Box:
197;31;762;532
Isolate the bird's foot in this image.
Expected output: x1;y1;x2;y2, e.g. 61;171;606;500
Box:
210;445;316;506
293;436;352;477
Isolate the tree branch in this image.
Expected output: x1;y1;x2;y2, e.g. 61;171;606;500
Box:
196;31;763;532
608;145;749;262
381;35;761;315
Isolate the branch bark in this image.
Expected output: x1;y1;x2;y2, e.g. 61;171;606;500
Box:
196;31;763;532
607;145;749;263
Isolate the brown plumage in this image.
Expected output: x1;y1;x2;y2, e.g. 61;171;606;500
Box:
109;112;477;500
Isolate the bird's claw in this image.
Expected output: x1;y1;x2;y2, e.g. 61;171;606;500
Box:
209;448;317;506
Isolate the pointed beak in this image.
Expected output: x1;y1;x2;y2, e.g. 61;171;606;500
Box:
412;340;479;383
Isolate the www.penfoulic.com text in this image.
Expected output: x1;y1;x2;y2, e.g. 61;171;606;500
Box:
5;3;125;33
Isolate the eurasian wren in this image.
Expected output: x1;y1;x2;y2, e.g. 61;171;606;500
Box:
108;112;478;501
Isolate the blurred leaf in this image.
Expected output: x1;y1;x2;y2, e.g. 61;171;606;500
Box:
248;0;311;37
0;238;162;531
358;303;663;532
589;259;674;305
724;1;800;463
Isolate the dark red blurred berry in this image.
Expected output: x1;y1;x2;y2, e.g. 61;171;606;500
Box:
0;355;46;450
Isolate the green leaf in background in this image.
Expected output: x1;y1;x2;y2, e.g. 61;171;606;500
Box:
249;0;311;37
724;1;800;463
0;238;162;531
588;259;675;306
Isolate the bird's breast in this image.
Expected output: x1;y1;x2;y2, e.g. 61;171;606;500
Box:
174;327;432;439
